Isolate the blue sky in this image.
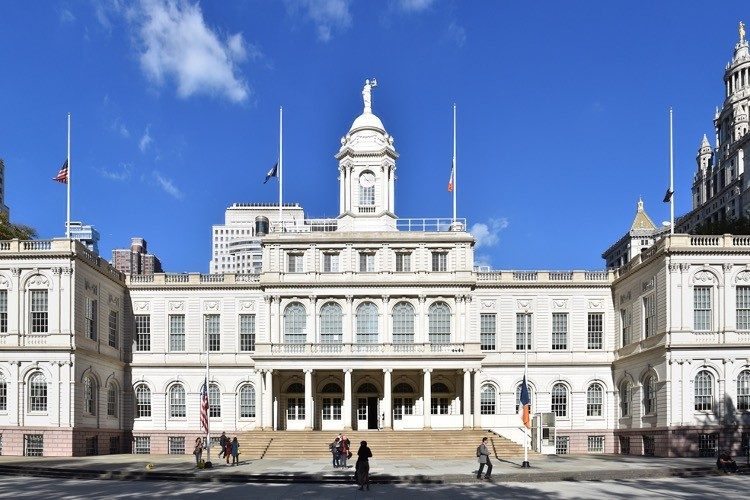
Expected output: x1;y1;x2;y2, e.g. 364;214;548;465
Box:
0;0;747;272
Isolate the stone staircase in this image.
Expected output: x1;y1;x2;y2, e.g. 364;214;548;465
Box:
232;429;526;460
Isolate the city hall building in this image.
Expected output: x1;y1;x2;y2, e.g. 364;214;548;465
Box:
1;30;750;459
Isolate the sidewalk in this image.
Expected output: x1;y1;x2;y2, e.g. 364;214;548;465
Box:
0;453;739;484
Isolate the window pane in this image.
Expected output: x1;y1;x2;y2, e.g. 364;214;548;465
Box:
392;302;415;344
480;313;496;351
356;302;378;343
135;315;151;351
551;383;567;417
30;290;48;333
169;315;185;351
319;303;343;344
284;303;306;344
239;314;256;351
204;315;220;351
208;385;221;418
552;313;567;350
694;370;713;411
693;287;712;331
588;312;603;349
516;313;532;350
428;302;451;344
586;383;602;417
738;287;750;330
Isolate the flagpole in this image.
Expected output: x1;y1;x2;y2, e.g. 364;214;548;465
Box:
205;328;210;464
452;103;457;224
522;318;530;468
669;107;674;235
279;106;283;225
66;113;71;239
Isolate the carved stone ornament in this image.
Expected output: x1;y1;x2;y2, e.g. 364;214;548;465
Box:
239;300;256;312
588;299;603;310
517;299;532;312
680;263;691;272
204;300;220;311
10;268;21;277
26;274;50;288
642;277;655;292
669;263;680;272
693;270;716;284
0;274;11;290
168;301;185;312
481;299;496;309
736;270;750;284
134;301;150;312
108;294;120;307
723;263;733;272
84;280;98;295
552;299;568;309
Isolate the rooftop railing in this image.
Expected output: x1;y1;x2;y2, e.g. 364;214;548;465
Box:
476;270;613;283
269;217;467;233
126;272;260;286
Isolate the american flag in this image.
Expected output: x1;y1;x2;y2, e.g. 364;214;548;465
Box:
200;378;209;432
53;160;68;184
447;161;455;193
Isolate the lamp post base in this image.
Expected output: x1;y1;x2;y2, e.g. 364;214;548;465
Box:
521;461;530;468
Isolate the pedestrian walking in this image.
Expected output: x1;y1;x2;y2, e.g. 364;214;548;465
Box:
476;437;493;480
231;437;240;466
330;436;341;467
218;432;228;459
193;437;204;467
355;440;372;491
224;437;232;464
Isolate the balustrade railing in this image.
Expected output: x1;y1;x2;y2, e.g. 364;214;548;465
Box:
266;342;471;355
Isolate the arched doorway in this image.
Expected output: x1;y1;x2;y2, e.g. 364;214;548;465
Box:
392;382;415;430
356;382;380;430
284;382;305;430
320;382;343;431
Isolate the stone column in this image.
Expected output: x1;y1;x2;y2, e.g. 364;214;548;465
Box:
463;368;472;428
383;369;392;429
344;295;354;346
310;295;317;344
382;295;390;345
473;370;481;428
339;166;345;214
263;370;274;429
274;296;282;344
423;368;432;429
343;369;353;430
304;369;313;430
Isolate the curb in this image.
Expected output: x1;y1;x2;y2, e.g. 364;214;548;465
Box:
0;464;743;484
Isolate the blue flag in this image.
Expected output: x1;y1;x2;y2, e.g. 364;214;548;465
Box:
264;162;278;184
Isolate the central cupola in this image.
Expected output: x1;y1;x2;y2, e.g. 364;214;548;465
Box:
336;79;398;231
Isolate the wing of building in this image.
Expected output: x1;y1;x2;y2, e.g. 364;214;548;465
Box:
1;34;750;459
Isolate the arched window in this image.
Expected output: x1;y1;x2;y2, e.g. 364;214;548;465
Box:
431;382;450;393
28;373;47;412
284;303;306;344
209;384;221;418
393;382;415;421
321;383;342;421
393;383;414;394
428;302;451;344
392;302;415;344
169;384;186;418
431;382;451;415
516;384;534;414
694;370;713;411
359;171;375;207
738;370;750;411
83;376;96;416
286;382;305;394
586;383;603;417
357;383;378;394
551;383;568;417
321;383;342;393
135;384;151;418
619;381;631;417
286;382;304;421
480;384;496;415
356;302;379;344
643;376;656;415
0;375;7;412
107;382;118;417
239;385;255;418
319;302;343;344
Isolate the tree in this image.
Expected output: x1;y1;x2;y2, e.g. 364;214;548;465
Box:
0;210;37;240
691;216;750;235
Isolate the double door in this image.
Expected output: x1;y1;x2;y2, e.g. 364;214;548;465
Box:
357;397;380;430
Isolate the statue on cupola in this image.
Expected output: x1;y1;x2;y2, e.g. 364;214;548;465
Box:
362;78;377;113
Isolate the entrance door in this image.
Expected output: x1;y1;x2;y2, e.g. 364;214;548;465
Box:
367;396;378;429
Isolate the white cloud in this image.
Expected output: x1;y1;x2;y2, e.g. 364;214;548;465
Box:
111;117;130;138
133;0;249;102
470;217;509;248
474;253;493;269
139;126;153;152
287;0;352;42
99;163;132;181
397;0;435;12
447;21;466;47
60;7;76;23
152;171;183;199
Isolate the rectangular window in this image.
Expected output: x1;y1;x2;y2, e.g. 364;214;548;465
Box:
30;290;48;333
323;253;339;273
430;397;450;415
0;383;5;412
85;437;99;456
516;313;532;350
693;286;712;331
239;314;256;352
287;253;303;273
587;312;603;349
620;308;632;346
134;315;151;352
322;398;342;420
431;251;447;272
24;434;44;456
738;286;750;330
555;436;569;455
359;252;375;272
108;311;118;348
551;312;568;350
134;436;151;454
204;314;220;352
109;436;120;454
642;435;655;456
698;433;718;457
85;298;97;340
169;315;185;352
0;290;7;333
480;313;496;351
395;252;411;272
619;436;630;455
587;435;604;453
643;295;656;338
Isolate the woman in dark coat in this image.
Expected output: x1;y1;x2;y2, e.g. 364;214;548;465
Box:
355;440;373;490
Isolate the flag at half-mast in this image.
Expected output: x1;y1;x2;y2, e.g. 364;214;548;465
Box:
264;162;278;184
53;160;69;184
200;378;209;432
447;161;455;192
519;374;531;429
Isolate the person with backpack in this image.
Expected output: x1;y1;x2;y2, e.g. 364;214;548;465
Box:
193;437;204;467
476;437;493;480
231;436;240;466
218;432;228;459
330;436;341;467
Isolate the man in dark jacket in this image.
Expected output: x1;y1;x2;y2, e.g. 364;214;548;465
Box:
218;432;228;459
476;437;493;480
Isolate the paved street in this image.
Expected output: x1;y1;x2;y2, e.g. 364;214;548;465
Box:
0;475;744;499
